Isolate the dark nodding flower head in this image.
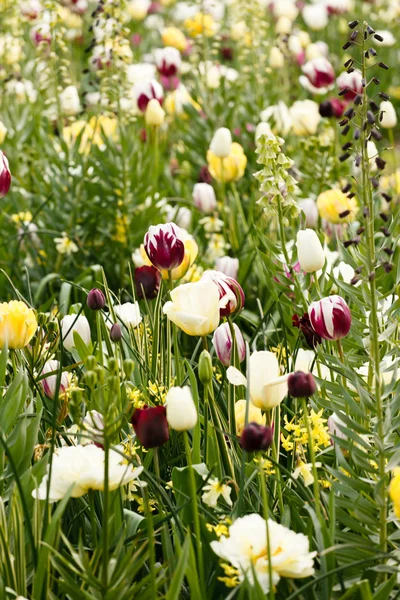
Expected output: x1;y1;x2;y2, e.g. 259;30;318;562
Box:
131;405;169;448
240;423;274;452
87;288;106;311
288;371;317;398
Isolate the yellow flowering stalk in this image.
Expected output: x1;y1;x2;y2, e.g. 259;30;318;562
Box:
317;188;358;223
0;300;37;349
207;143;247;183
184;13;217;38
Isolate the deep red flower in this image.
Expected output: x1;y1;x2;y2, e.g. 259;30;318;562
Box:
240;423;274;452
293;312;322;349
0;151;11;198
131;405;169;448
134;265;161;300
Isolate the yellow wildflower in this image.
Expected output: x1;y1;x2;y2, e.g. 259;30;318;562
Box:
11;211;33;224
390;468;400;518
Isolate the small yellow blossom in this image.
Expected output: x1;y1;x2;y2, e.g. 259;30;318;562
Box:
218;562;240;588
292;460;321;487
390;468;400;518
317;189;358;224
11;211;33;224
54;233;79;256
162;27;188;51
184;13;217;38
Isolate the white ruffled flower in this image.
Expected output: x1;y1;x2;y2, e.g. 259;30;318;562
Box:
202;477;232;508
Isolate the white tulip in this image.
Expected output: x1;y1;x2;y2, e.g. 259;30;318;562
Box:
61;315;91;351
373;30;395;47
192;183;217;213
269;46;284;69
380;101;397;129
166;386;198;431
209;127;232;158
273;0;298;20
145;98;165;126
215;256;239;279
290;100;321;136
275;16;292;34
302;4;328;30
59;85;81;116
114;302;142;328
227;350;288;410
296;229;325;273
298;198;319;228
163;280;221;336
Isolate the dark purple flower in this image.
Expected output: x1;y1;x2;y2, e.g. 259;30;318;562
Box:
288;371;317;398
135;265;161;300
0;151;11;198
87;288;106;311
240;423;274;452
144;222;185;271
308;295;351;341
132;405;169;448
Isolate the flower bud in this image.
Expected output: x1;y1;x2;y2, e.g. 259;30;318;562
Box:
155;46;181;77
308;295;351;341
145;98;165;126
287;371;317;397
212;322;245;367
41;360;70;399
87;288;106;311
199;349;213;384
123;358;135;377
209;127;232;158
192;182;217;213
83;410;105;444
110;323;122;344
144;222;185;271
269;46;284;69
131;405;169;448
165;386;197;431
134;265;161;299
61;314;91;351
201;270;245;317
240;423;273;452
298;199;318;228
380;101;397;129
0;151;11;198
215;256;239;279
296;229;325;273
133;79;164;112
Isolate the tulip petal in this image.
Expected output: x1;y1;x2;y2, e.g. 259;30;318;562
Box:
227;366;247;387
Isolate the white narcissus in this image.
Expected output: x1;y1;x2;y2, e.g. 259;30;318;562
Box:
227;350;288;410
61;315;91;351
380;101;397;129
210;513;316;593
33;444;143;502
165;386;197;431
163;280;221;336
296;229;325;273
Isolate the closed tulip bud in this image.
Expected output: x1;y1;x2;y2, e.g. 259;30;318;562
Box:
132;405;169;448
201;270;245;317
165;386;197;431
155;46;181;77
308;295;351;341
41;360;70;399
269;46;284;69
240;423;274;452
199;349;213;384
302;4;328;30
288;371;317;397
296;229;325;273
145;98;165;126
209;127;232;158
192;182;217;213
59;85;81;117
215;256;239;279
144;222;185;271
298;199;319;228
83;410;105;444
61;314;91;351
87;288;106;311
212;322;246;367
134;265;161;299
133;79;164;113
380;101;397;129
110;323;122;342
0;300;37;349
0;151;11;198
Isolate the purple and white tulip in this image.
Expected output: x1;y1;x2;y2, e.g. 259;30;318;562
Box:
133;79;164;113
308;295;351;341
201;270;245;318
0;151;11;198
144;222;185;271
212;322;246;367
41;360;70;399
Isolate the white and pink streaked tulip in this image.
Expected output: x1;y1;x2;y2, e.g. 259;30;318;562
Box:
212;322;246;367
144;222;185;271
308;295;351;341
300;57;335;95
41;360;70;399
201;270;245;318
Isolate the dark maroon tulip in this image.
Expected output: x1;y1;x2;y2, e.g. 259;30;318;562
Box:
198;165;212;184
201;270;245;318
303;58;335;90
0;151;11;198
288;371;317;398
144;223;185;271
110;323;122;342
87;288;105;311
240;423;273;452
135;265;161;300
292;313;321;349
330;98;346;118
132;405;169;448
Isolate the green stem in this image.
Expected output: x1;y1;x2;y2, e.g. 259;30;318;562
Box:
102;437;110;597
301;398;322;522
266;410;284;516
144;484;157;599
259;459;275;600
168;271;181;385
96;311;104;367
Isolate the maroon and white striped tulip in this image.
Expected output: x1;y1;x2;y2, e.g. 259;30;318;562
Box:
155;46;181;78
308;295;351;341
144;222;185;271
201;270;245;317
301;57;335;94
0;151;11;198
336;70;363;101
41;360;70;399
212;322;246;367
133;79;163;113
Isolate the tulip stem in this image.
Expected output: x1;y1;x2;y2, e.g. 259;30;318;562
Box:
388;128;397;175
102;437;110;596
258;458;275;600
168;271;181;385
266;410;284;517
96;311;104;367
144;484;157;600
301;398;322;522
227;317;238;438
183;431;204;591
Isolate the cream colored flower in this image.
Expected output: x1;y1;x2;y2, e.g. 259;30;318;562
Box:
163;280;220;336
202;477;232;508
292;461;321;487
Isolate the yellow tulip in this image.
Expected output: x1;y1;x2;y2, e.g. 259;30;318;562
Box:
317;189;358;224
162;27;188;52
163;280;220;336
184;13;217;38
207;142;247;183
0;300;37;349
390;468;400;518
235;400;265;436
